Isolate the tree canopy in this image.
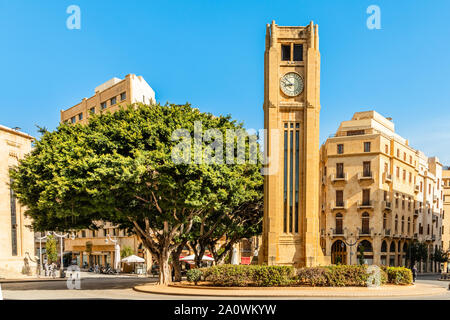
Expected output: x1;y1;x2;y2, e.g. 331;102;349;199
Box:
10;103;263;284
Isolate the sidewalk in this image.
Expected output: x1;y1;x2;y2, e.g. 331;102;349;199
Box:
0;272;154;283
134;282;447;298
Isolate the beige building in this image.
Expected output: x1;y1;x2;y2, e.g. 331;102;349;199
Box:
61;73;155;125
442;168;450;266
61;74;156;271
320;111;444;272
260;21;329;267
0;125;36;277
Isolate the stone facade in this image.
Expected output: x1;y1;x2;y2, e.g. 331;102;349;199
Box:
260;21;329;267
442;169;450;269
320;111;444;272
0;125;36;277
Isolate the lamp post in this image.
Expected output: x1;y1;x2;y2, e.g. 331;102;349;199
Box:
51;232;71;278
342;230;358;265
36;232;50;276
105;234;120;272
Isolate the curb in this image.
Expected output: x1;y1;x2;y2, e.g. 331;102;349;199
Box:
133;283;447;298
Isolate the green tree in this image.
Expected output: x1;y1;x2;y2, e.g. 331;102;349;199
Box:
10;103;262;285
120;245;135;259
45;235;57;263
406;241;428;267
431;248;449;263
357;245;365;265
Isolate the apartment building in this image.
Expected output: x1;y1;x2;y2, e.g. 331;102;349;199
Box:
0;125;36;277
442;168;450;261
320;111;443;272
61;74;156;271
60;74;155;125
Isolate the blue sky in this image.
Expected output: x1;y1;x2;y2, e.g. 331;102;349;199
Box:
1;0;450;163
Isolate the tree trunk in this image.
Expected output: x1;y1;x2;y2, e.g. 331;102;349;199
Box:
171;241;186;282
158;247;171;286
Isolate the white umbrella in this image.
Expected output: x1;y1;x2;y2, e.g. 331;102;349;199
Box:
121;255;145;263
180;254;214;262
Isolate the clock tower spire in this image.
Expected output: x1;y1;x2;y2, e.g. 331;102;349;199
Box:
260;21;329;267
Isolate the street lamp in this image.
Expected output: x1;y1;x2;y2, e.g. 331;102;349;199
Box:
51;231;71;278
36;232;51;276
105;234;120;272
342;231;358;265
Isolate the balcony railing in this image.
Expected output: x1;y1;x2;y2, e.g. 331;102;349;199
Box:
331;173;348;183
357;227;372;238
357;200;374;209
331;200;347;211
414;209;420;217
383;229;391;237
414;184;420;193
358;172;374;181
383;172;392;183
332;228;344;236
382;201;392;211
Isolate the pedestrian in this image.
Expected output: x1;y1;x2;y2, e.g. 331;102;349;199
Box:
412;264;417;283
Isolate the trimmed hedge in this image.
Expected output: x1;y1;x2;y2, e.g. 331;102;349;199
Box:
296;265;388;287
382;266;413;285
186;264;412;287
198;265;295;287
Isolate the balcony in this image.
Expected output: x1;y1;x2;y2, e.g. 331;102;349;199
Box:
414;208;421;217
383;172;392;183
357;171;374;182
331;173;348;183
382;201;392;211
413;233;418;240
331;200;348;211
414;184;420;193
383;229;391;237
331;228;344;238
357;200;374;210
433;195;438;203
357;227;372;238
432;214;438;222
432;234;436;241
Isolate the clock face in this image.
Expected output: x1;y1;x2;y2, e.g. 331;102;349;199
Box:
280;72;304;97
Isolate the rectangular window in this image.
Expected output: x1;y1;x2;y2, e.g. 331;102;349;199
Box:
120;92;126;101
396;166;400;178
90;107;95;114
336;190;343;206
336;163;344;178
293;44;303;61
364;142;371;152
337;144;344;154
71;116;76;124
110;97;117;105
283;128;288;233
385;145;389;153
283;122;300;234
397;149;400;158
10;179;17;256
78;113;83;121
281;44;291;61
347;130;365;136
362;189;370;205
101;102;107;110
363;161;371;177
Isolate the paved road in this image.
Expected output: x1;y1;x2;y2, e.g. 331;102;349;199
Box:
1;274;449;300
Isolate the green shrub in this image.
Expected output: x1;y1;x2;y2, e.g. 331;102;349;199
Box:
186;268;203;284
198;265;294;287
296;265;387;287
383;267;413;285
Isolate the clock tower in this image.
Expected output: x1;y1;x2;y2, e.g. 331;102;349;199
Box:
260;21;329;267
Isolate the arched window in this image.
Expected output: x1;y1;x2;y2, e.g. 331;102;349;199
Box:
358;240;373;252
403;243;408;253
395;215;398;233
331;240;347;265
362;212;370;234
381;241;387;253
389;241;396;253
401;216;405;233
335;213;343;234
